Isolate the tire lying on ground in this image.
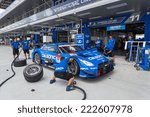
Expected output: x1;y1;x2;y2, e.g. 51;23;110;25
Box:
14;58;27;67
23;64;43;82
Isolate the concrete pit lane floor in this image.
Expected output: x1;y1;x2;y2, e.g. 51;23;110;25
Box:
0;45;150;100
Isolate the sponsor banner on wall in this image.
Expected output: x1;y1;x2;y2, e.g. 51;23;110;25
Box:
89;17;126;27
53;0;95;13
106;25;126;31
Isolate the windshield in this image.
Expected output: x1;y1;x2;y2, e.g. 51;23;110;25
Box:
59;45;83;53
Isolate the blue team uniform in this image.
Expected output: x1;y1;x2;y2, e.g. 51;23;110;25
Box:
22;40;29;50
54;58;73;81
106;38;115;51
11;41;20;56
55;58;69;72
95;39;102;48
11;41;20;49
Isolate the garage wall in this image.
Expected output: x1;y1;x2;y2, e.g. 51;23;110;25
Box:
143;14;150;41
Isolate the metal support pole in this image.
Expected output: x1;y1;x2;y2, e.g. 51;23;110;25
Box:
81;19;83;34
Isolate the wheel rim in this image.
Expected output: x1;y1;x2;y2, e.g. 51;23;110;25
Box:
26;66;39;75
34;53;40;64
68;62;77;75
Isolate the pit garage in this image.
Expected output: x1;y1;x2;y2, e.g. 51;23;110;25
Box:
0;0;150;100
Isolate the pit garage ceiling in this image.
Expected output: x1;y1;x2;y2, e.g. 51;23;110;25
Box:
0;0;50;24
34;0;150;29
0;0;14;9
2;0;150;33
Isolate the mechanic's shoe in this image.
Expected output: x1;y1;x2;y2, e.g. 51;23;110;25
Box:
66;86;75;91
50;79;56;84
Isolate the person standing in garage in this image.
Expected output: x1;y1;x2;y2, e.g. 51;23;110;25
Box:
125;36;134;61
11;38;20;59
95;37;103;52
21;37;30;59
104;35;116;63
50;57;75;91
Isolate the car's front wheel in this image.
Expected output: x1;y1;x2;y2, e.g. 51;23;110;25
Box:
68;60;79;76
34;53;41;65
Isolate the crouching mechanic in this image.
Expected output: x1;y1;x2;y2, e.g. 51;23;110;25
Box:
50;57;75;91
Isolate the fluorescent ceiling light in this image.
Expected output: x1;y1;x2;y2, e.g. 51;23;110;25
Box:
116;9;135;14
0;8;5;14
66;21;74;24
77;12;91;17
55;18;64;22
89;16;102;20
107;3;127;10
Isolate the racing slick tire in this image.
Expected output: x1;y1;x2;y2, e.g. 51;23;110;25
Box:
33;53;41;65
14;58;27;67
68;60;80;76
23;64;43;82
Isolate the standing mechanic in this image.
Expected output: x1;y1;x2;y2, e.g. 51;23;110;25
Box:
104;35;116;63
11;38;20;59
125;36;134;60
21;37;30;59
95;37;103;52
50;57;75;91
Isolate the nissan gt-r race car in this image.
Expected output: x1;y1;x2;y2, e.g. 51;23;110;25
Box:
32;43;114;78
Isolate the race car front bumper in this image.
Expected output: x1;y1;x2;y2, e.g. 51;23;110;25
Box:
79;61;114;78
98;61;114;76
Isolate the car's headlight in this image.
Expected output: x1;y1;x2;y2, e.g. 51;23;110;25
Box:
79;59;94;66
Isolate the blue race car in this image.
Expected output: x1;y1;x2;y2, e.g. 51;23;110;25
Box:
32;43;114;78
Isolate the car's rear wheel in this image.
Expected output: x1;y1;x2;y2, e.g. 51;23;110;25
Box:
68;60;79;76
34;53;41;64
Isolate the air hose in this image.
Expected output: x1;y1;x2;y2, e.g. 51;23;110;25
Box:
0;49;22;87
73;86;87;100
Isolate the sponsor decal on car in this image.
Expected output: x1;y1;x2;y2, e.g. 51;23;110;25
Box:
88;55;104;60
90;67;97;70
42;54;56;60
55;67;64;70
80;68;89;70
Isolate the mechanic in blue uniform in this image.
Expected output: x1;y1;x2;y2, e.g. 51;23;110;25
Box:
104;35;116;62
50;57;75;91
95;37;103;52
21;37;30;59
11;38;20;59
125;36;134;60
27;36;32;49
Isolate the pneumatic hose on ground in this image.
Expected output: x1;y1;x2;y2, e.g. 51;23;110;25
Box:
0;49;22;87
